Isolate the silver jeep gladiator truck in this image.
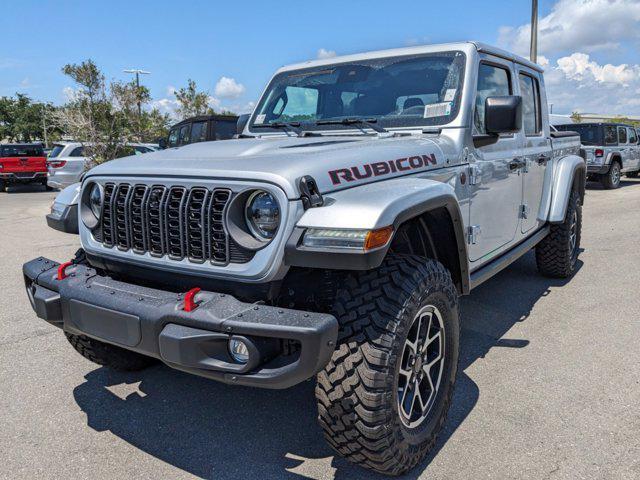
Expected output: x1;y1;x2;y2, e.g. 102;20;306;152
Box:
24;42;585;475
555;122;640;189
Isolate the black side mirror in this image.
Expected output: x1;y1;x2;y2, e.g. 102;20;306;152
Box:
158;138;167;149
485;95;522;134
473;95;522;148
237;114;250;135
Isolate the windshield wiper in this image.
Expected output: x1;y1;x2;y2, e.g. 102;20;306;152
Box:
252;122;304;136
315;117;388;134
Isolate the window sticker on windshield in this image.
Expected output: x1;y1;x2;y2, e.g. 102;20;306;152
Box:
444;89;456;102
424;102;452;118
255;114;266;124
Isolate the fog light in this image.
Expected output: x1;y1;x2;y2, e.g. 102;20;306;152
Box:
229;338;250;363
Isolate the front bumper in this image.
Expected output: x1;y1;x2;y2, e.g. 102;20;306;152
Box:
23;257;338;389
1;172;47;183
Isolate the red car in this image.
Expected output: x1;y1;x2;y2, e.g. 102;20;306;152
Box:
0;143;49;192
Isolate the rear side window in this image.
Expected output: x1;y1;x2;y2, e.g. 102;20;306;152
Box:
627;128;637;144
214;120;238;140
0;145;44;157
70;147;85;157
518;73;541;135
190;121;208;143
618;126;627;144
604;126;617;145
474;63;511;134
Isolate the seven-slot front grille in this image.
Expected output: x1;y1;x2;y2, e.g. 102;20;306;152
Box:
98;182;253;265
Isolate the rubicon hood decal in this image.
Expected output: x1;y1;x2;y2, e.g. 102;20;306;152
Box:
329;153;438;185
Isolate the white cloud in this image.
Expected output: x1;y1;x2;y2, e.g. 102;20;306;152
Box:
317;48;337;59
62;86;80;101
19;77;30;87
545;53;640;114
498;0;640;57
214;76;245;99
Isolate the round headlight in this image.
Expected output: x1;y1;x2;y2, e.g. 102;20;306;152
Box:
89;183;103;219
245;190;280;241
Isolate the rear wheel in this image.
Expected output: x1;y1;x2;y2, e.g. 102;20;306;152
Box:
600;161;621;189
65;333;157;371
316;255;459;476
536;188;582;278
0;180;5;192
626;170;639;179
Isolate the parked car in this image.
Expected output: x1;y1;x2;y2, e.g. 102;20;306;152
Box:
0;143;49;192
159;114;239;149
47;142;159;189
24;41;585;476
555;122;640;188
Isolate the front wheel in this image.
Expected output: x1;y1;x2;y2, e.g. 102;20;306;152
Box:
536;188;582;278
316;256;459;476
0;180;6;193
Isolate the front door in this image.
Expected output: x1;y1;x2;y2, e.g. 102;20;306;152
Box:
468;58;523;263
517;68;552;234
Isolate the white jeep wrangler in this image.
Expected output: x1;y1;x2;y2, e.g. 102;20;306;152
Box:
25;41;585;475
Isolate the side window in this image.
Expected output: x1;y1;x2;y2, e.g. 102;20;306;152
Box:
179;124;191;145
168;128;179;147
518;73;541;135
474;63;511;134
190;121;207;143
627;128;637;144
70;147;85;157
604;126;617;145
618;126;627;144
213;120;237;140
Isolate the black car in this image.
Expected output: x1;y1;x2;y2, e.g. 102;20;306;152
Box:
161;114;240;148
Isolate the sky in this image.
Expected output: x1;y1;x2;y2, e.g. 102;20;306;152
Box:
1;0;639;117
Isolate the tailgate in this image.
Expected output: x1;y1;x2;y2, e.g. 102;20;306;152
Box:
1;156;47;173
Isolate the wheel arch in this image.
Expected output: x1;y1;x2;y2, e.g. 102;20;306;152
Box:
389;195;469;295
548;154;586;223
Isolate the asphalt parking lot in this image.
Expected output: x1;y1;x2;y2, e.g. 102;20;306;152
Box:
1;180;639;480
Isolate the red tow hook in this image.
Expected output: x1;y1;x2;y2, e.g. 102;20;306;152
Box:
183;287;202;312
57;261;74;280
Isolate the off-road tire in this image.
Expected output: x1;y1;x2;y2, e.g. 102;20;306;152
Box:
315;255;459;476
535;188;582;278
65;332;157;371
600;161;621;189
626;170;639;179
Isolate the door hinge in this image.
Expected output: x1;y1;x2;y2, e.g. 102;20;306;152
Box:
467;225;481;245
468;165;481;185
519;204;530;219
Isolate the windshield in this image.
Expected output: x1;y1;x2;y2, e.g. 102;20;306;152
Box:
0;145;44;157
250;51;466;133
48;145;65;158
555;124;602;145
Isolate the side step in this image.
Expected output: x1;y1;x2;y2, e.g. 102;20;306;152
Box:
469;227;550;290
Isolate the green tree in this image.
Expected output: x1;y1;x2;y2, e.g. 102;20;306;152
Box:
174;79;212;119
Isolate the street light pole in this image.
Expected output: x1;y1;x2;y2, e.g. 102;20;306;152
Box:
123;69;150;140
530;0;539;63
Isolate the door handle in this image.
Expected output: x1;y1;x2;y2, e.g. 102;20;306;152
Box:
509;159;525;171
537;154;550;165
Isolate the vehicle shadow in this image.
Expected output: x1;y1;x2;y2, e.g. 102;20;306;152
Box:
4;183;54;194
586;178;639;190
72;251;583;480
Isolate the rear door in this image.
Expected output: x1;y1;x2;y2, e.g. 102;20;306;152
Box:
627;127;640;171
617;126;631;171
517;68;552;234
468;57;523;263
